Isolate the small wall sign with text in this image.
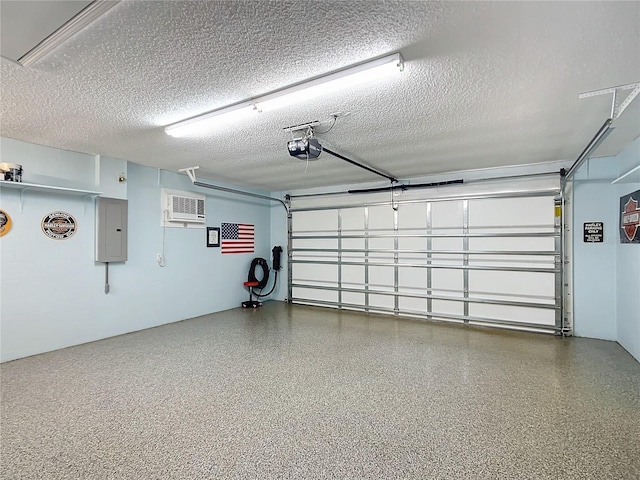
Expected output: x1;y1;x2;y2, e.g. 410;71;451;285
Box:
0;209;12;237
41;211;77;240
583;222;604;243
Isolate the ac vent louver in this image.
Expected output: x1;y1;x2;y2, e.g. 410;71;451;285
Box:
167;194;205;223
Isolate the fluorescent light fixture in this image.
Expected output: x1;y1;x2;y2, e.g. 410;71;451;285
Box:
255;53;404;112
164;52;404;136
165;102;257;137
19;1;119;67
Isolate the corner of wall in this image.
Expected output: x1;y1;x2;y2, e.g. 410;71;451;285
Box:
269;191;289;302
613;137;640;362
615;182;640;362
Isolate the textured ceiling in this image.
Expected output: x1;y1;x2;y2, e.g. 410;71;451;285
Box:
1;0;639;191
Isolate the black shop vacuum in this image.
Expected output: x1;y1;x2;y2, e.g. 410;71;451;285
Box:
242;246;283;308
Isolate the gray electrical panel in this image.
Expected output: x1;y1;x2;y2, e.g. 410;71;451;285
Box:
96;197;128;262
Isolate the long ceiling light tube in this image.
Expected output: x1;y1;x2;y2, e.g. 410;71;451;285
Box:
165;101;257;137
164;52;404;137
254;53;404;112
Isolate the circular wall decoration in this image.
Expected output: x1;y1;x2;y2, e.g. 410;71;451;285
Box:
0;209;12;237
41;211;77;240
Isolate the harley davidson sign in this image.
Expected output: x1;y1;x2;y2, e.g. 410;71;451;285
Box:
0;209;11;237
41;211;77;240
620;190;640;244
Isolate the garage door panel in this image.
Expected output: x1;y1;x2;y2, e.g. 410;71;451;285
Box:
343;292;365;306
369;205;394;230
397;236;426;251
292;238;338;250
432;268;463;291
432;237;463;251
432;300;464;316
342;238;364;251
292;263;337;285
398;203;427;229
341;207;365;230
468;270;555;298
399;296;427;312
469;303;556;326
342;265;364;285
432;201;463;228
369;237;394;250
398;267;427;289
469;236;555;252
370;294;394;309
468;254;556;268
369;266;394;288
293;287;338;303
469;197;554;227
292;210;337;232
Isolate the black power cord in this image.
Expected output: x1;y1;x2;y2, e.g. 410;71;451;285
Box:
251;246;283;298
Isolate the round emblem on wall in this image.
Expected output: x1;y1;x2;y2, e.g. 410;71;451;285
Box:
0;209;12;237
41;211;77;240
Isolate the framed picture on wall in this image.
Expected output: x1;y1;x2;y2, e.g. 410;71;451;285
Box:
206;227;220;247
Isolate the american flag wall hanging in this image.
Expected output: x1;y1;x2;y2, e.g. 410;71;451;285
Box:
221;223;255;254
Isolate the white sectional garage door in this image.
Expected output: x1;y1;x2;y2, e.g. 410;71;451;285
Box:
288;176;565;334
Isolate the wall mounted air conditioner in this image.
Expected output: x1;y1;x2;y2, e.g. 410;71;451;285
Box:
167;195;205;223
167;194;205;223
160;189;206;228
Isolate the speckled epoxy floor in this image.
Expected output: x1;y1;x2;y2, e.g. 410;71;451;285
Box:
1;302;639;479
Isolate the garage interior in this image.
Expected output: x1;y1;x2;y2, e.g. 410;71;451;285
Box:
1;1;639;479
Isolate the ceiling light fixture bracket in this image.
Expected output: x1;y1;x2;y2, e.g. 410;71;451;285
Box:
283;121;321;136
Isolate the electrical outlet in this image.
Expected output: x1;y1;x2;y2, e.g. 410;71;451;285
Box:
156;254;164;264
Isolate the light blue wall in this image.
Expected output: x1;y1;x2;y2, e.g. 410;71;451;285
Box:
572;137;640;361
1;138;275;362
3;135;637;362
614;141;640;361
572;180;618;340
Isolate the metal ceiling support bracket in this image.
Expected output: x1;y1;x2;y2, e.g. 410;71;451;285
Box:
179;166;289;212
283;120;321;134
615;84;640;118
178;166;199;183
579;81;640;119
